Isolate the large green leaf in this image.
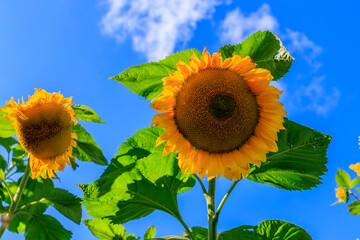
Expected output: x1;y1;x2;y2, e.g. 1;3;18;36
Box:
72;123;107;165
72;104;105;123
350;177;360;188
111;49;201;100
257;220;312;240
183;227;208;240
248;119;331;191
0;106;16;138
144;225;156;239
336;168;351;188
43;188;82;224
218;225;258;240
348;200;360;215
80;127;196;224
24;214;72;240
219;31;294;80
83;219;139;240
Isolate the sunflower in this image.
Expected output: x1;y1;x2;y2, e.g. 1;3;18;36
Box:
1;89;78;179
150;48;286;181
350;163;360;176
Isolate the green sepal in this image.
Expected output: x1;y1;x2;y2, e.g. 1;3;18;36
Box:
219;31;294;80
0;106;16;138
111;49;202;100
72;104;105;123
336;168;351;188
83;219;139;240
72;123;108;166
248;118;331;191
144;225;156;239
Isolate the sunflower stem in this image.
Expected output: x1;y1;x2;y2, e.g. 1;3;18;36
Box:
206;178;217;240
195;174;207;194
214;180;239;224
0;163;31;239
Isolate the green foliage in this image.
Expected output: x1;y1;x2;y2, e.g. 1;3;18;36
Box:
256;220;312;240
72;104;105;123
42;188;82;224
348;200;360;215
83;219;139;240
183;227;208;240
336;168;351;188
80;127;196;224
350;177;360;188
24;214;72;240
218;226;258;240
0;137;17;153
0;106;16;138
219;31;294;80
154;236;188;240
111;49;202;100
144;225;156;239
3;177;80;238
72;123;108;166
248;118;331;191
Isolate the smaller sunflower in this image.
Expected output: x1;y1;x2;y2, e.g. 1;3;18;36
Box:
350;163;360;176
2;89;78;179
335;187;347;202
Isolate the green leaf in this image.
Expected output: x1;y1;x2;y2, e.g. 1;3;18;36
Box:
43;188;82;224
219;31;294;80
350;177;360;188
0;155;7;171
0;106;16;138
336;169;351;188
257;220;312;240
144;225;156;239
154;236;188;240
72;123;107;165
218;225;258;240
357;188;360;194
111;49;202;100
83;219;139;240
183;227;208;240
248;118;331;191
80;127;196;224
24;214;72;240
348;200;360;215
0;169;4;182
72;104;105;123
0;137;18;153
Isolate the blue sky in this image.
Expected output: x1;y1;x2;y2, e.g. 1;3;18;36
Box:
0;0;359;239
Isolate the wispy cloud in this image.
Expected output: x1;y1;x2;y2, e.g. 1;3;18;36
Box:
292;75;340;116
101;0;226;61
218;4;279;44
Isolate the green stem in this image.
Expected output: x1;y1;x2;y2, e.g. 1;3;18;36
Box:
177;215;195;240
195;174;207;194
214;180;239;224
206;178;216;240
0;164;31;239
350;192;360;201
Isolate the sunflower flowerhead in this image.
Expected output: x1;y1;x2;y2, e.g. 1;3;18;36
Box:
335;187;348;202
349;163;360;176
2;89;78;179
150;48;286;181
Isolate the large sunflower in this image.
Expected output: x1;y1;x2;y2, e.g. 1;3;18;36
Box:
150;48;286;181
2;89;78;179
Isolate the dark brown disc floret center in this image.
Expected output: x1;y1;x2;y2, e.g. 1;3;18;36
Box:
174;68;259;153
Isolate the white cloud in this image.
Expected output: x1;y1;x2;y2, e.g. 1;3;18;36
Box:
282;29;323;66
218;4;279;44
101;0;226;61
293;75;340;116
